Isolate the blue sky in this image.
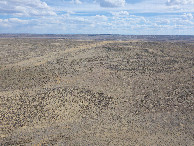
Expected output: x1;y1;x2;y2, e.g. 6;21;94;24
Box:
0;0;194;34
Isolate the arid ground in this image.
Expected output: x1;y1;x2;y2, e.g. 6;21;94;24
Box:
0;37;194;145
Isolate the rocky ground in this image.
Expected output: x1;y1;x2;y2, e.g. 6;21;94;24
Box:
0;38;194;145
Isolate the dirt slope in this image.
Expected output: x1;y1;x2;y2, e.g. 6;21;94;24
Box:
0;39;194;145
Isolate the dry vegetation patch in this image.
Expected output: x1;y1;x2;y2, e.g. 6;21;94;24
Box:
0;38;194;145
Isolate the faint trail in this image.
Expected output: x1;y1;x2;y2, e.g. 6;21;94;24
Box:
0;41;113;70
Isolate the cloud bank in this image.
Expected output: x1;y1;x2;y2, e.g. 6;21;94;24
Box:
166;0;194;5
0;0;56;16
0;0;194;34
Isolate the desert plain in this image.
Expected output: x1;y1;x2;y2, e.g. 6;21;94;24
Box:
0;35;194;145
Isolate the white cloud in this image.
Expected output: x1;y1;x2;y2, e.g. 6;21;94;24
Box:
156;19;170;25
8;18;28;24
72;0;82;4
166;0;194;5
94;15;108;21
112;11;129;17
96;0;125;7
0;1;7;5
0;17;29;28
0;0;56;16
182;13;193;20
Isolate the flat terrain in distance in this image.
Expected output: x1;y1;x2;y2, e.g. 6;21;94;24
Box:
0;36;194;145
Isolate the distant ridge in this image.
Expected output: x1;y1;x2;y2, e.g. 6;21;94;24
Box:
0;34;194;41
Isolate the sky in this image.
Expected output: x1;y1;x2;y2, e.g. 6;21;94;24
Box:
0;0;194;35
